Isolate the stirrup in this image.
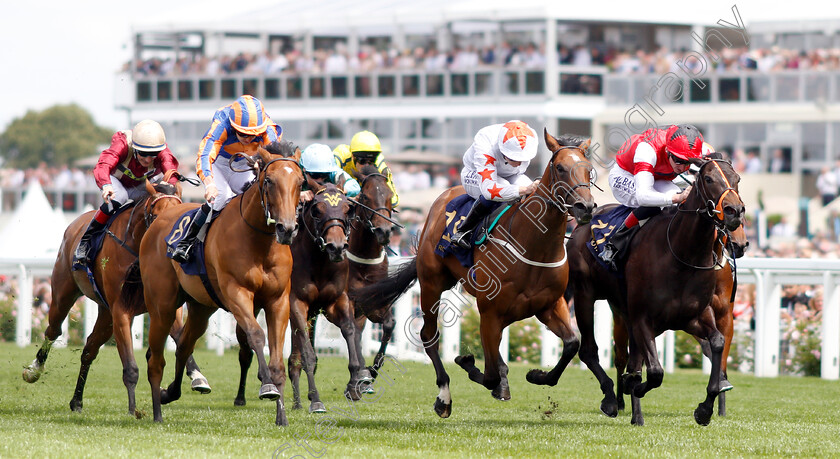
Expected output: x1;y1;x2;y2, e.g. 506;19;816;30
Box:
171;242;193;263
452;231;472;249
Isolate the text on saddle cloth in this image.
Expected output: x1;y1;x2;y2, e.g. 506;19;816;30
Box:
434;194;510;268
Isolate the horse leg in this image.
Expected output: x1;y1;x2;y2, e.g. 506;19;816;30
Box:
263;294;292;427
690;308;724;426
172;307;211;394
367;310;396;380
333;293;373;400
234;325;253;407
289;298;326;412
526;297;580;387
623;337;645;426
491;356;511;401
226;296;281;402
613;316;630;412
456;315;503;393
23;277;80;383
69;305;113;412
146;301;178;423
573;287;618;417
629;323;664;399
111;306;140;415
287;324;304;410
415;278;453;418
160;303;212;405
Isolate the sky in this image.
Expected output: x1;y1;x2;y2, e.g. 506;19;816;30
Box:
2;0;839;133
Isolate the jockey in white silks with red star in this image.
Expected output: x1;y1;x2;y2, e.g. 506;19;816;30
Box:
450;120;541;249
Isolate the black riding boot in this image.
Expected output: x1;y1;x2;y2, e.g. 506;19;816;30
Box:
599;223;640;271
451;199;493;249
74;200;121;266
172;204;211;263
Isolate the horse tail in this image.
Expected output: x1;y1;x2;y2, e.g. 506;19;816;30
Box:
349;257;418;313
120;259;146;316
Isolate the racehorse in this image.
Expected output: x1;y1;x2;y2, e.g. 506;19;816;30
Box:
22;175;207;415
351;130;596;418
347;165;397;378
126;140;302;426
613;224;748;416
566;157;744;426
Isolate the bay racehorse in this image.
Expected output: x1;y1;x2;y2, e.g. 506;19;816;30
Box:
351;130;595;418
22;175;208;415
566;157;744;426
347;165;397;378
124;140;302;426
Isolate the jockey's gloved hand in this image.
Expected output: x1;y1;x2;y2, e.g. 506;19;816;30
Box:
101;184;115;202
204;182;218;203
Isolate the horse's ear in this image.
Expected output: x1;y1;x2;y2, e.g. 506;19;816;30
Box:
580;138;592;153
173;181;183;198
293;146;302;163
544;128;559;153
335;172;347;191
145;179;156;196
304;173;323;193
256;147;271;165
163;169;178;183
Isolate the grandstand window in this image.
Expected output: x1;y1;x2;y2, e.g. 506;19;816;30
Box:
199;80;215;100
747;76;771;102
373;119;393;139
399;119;418;140
282;120;302;140
264;79;280;99
776;75;801;102
402;75;420;97
221;79;236;99
287;77;302;99
327;120;344;139
448;118;467;138
742;123;767;144
805;74;829;102
605;78;630;105
802;122;827;162
450;74;468;96
306;120;325;139
475;73;493;96
378;76;396;97
331;77;348;98
502;72;519;95
157;81;173;101
355;76;372;97
243;79;259;98
178;80;193;101
525;71;544;94
719;78;741;102
136;82;152;102
689;79;711;103
426;74;444;96
310;77;325;98
421;119;442;139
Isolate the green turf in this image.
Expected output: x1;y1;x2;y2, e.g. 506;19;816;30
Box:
1;342;838;458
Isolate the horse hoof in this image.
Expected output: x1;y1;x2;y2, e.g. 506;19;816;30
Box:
358;369;374;384
526;369;554;386
22;367;42;384
69;399;83;412
309;402;326;413
191;378;212;394
160;388;181;405
434;397;452;418
344;386;363;401
600;400;618;418
630;416;645;426
234;398;246;407
719;378;734;392
491;385;511;401
365;366;379;379
694;404;713;426
259;384;281;401
292;402;302;410
454;354;475;369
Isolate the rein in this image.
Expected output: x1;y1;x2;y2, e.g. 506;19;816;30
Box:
107;193;183;257
238;156;301;236
301;187;348;251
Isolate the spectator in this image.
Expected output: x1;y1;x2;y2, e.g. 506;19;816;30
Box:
770;216;796;238
744;151;762;174
816;166;837;205
769;148;790;173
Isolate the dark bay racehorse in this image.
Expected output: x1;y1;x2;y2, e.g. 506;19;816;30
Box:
613;224;748;416
566;157;744;426
22;175;206;415
351;130;595;418
125;141;302;426
347;165;396;378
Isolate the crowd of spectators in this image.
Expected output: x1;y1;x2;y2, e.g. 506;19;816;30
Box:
128;41;840;79
0;162;93;190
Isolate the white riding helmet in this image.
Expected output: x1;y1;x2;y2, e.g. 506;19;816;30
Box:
497;120;538;162
301;143;340;173
131;120;166;153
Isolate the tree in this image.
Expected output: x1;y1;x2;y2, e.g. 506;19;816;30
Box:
0;104;113;168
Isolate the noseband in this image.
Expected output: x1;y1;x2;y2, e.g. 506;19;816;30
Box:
239;156;302;235
302;188;349;251
540;145;593;211
144;193;182;227
354;173;393;233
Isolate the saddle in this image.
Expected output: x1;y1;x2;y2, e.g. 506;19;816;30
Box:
587;205;634;274
164;208;227;310
434;194;512;268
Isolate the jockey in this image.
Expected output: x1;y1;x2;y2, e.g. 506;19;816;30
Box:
300;143;360;202
75;120;179;265
334;131;399;207
450;120;540;249
599;124;705;270
172;95;282;263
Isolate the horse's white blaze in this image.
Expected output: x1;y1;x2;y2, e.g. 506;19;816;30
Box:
284;166;294;174
570;153;582;162
438;384;451;404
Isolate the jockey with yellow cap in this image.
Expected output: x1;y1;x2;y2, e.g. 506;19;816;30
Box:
172;95;282;263
450;120;541;249
333;131;399;207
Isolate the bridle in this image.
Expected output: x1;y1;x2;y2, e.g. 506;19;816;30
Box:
301;186;349;251
532;144;594;212
668;159;743;270
236;156;302;235
352;173;395;233
144;192;182;228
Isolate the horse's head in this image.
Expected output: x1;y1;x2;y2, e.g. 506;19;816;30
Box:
255;141;304;245
143;173;183;227
724;224;749;258
689;157;745;233
543;130;597;224
352;164;395;246
302;180;351;262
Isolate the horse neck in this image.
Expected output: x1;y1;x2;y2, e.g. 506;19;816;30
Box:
348;224;382;258
501;189;569;261
669;194;718;264
236;181;272;234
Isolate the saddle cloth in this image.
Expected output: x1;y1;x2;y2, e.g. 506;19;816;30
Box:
434;194;510;268
586;205;633;273
164;208;226;309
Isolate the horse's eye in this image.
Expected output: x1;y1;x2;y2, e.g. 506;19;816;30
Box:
704;175;713;184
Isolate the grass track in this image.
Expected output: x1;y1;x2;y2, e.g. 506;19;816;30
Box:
2;342;839;458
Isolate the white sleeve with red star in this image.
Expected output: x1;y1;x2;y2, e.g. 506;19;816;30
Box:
468;126;521;201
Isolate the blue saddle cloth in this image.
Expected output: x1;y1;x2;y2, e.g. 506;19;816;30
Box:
434;194;508;268
586;205;633;273
164;209;227;310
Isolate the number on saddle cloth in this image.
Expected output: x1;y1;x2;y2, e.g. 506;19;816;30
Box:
434;195;506;268
588;206;634;259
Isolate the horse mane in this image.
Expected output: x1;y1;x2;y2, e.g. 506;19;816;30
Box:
265;139;298;158
555;134;588;147
153;180;177;196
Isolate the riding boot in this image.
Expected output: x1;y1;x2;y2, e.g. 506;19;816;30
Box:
451;199;493;249
599;223;638;271
74;220;106;265
172;204;211;263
